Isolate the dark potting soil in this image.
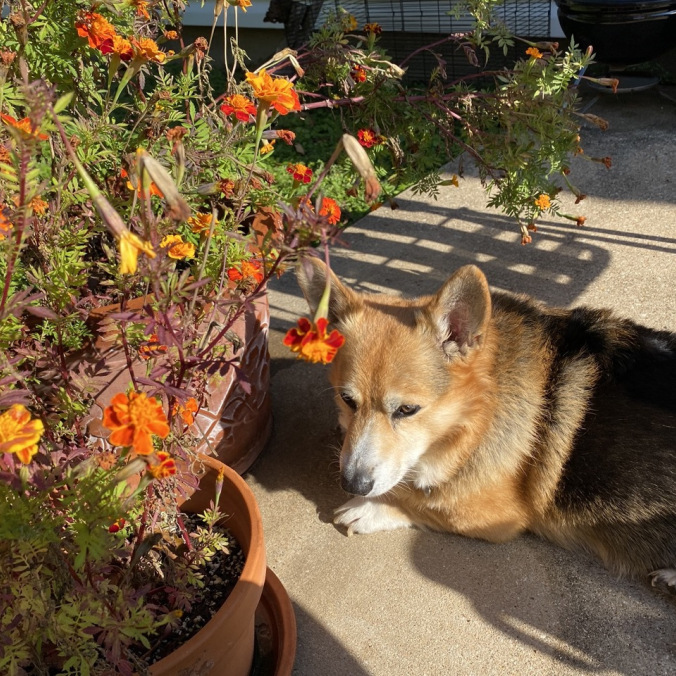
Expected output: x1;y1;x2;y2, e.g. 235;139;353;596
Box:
143;515;245;665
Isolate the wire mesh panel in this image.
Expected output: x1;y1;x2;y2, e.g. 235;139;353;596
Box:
266;0;552;81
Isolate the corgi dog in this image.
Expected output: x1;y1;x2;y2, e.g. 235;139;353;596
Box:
297;259;676;593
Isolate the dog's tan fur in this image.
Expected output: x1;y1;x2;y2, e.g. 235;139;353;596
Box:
298;259;676;591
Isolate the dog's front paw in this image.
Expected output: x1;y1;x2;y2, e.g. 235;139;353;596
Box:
334;497;412;536
650;568;676;595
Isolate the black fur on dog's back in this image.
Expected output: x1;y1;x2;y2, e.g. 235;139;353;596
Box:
495;293;676;577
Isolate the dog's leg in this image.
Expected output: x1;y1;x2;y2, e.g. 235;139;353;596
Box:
649;568;676;595
334;497;413;535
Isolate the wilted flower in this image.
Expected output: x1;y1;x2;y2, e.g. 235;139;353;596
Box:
103;391;170;456
0;404;44;464
276;129;296;145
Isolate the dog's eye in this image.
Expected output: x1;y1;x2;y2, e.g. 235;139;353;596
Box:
340;392;357;409
394;404;420;419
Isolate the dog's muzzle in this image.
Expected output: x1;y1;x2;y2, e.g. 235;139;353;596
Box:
340;470;374;496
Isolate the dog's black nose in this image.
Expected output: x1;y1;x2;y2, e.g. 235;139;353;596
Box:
341;472;374;496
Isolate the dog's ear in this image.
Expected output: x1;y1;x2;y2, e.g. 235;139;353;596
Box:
428;265;491;357
296;257;355;321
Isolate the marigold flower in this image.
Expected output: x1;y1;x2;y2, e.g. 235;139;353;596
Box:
220;94;257;122
450;174;459;188
260;140;275;155
0;145;10;163
128;0;151;19
147;451;177;479
131;37;166;64
103;391;170;455
119;230;155;275
172;397;199;426
601;156;612;169
139;334;168;360
28;196;49;215
227;259;264;284
160;234;195;260
352;65;367;83
245;69;301;115
534;193;551;210
1;113;49;141
357;128;378;148
0;404;44;464
319;197;341;225
111;35;134;61
188;212;216;234
120;168;164;199
344;14;358;31
521;234;533;245
363;22;382;35
0;208;13;241
576;216;587;227
283;317;345;364
526;46;543;60
219;178;236;197
227;0;252;10
164;30;179;40
287;163;313;184
75;11;116;53
108;518;126;533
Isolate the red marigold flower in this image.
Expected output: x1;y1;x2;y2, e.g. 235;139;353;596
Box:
102;391;170;456
220;94;257;123
319;197;341;225
1;114;49;141
0;404;44;464
352;65;367;83
147;451;177;479
283;317;345;364
357;128;378;148
227;259;264;284
108;518;126;533
363;22;382;35
286;163;313;184
138;334;168;360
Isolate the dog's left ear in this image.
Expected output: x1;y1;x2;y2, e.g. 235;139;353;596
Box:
296;256;356;322
427;265;491;357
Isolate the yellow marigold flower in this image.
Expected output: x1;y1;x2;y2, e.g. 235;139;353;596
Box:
260;140;275;155
0;404;44;464
227;0;252;10
119;230;155;275
132;37;166;64
526;46;543;60
160;234;195;260
534;193;551;210
188;212;216;234
103;391;169;456
245;69;301;115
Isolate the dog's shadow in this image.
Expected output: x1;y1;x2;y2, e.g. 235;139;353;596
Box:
408;528;676;673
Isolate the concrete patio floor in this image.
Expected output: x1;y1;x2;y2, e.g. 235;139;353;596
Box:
247;85;676;675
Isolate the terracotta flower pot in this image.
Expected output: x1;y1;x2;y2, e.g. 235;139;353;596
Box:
150;456;266;675
86;291;272;474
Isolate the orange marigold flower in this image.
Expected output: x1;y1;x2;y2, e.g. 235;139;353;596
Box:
576;216;587;227
160;234;195;260
120;168;164;199
534;193;551;210
75;11;116;53
220;94;257;122
363;22;382;35
0;145;10;163
319;197;341;225
172;397;199;426
128;0;150;19
287;163;313;184
276;129;296;145
164;30;179;40
526;46;543;60
0;209;13;240
283;317;345;364
139;334;168;360
0;404;44;464
111;35;134;61
1;114;49;141
227;0;252;10
227;259;264;284
245;69;301;115
147;451;177;479
132;37;166;64
102;390;169;456
29;196;49;215
188;212;216;234
108;518;126;533
357;128;378;148
521;234;533;245
352;65;367;83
